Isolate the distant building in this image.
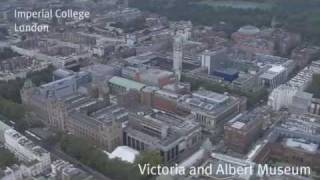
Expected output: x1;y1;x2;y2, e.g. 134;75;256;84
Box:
81;64;119;86
173;35;184;81
212;68;239;82
288;92;313;114
259;65;288;89
232;26;275;55
200;49;227;74
170;21;192;41
108;76;146;95
122;66;175;88
231;25;261;42
291;46;320;68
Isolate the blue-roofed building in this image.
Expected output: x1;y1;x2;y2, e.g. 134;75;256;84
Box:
212;68;239;82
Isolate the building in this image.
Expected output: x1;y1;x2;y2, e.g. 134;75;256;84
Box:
38;71;91;99
81;64;118;85
212;68;239;82
173;35;184;81
53;69;74;80
268;85;298;111
200;49;227;75
122;66;175;88
0;56;49;81
67;96;127;151
47;93;96;132
21;70;92;123
254;114;320;172
231;25;261;43
288;92;313;114
123;112;202;164
224;109;265;154
62;166;93;180
291;46;320;68
4;129;51;177
152;89;182;114
259;65;288;89
233;36;275;55
0;165;23;180
311;60;320;73
51;159;93;180
268;66;315;111
171;21;192;41
108;76;146;95
309;98;320;115
177;90;246;132
201;153;256;180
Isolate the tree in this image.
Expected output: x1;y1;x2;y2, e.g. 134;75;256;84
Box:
307;74;320;98
135;150;162;167
0;148;18;168
26;64;55;86
60;135;152;180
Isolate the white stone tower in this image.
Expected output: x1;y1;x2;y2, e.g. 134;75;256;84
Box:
173;35;184;81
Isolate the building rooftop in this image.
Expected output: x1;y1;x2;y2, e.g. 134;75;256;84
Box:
126;112;200;147
238;25;260;35
274;114;320;144
69;101;127;128
284;138;319;153
124;52;157;65
178;90;239;117
226;106;267;131
269;65;285;73
81;64;116;81
192;90;229;104
109;76;146;91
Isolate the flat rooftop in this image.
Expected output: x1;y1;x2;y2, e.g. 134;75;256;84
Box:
283;137;319;153
125;112;200;147
178;90;239;116
109;76;146;91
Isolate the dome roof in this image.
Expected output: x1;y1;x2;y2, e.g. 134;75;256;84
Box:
238;25;260;35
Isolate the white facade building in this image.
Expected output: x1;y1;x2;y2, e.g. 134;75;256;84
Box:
200;49;227;75
4;129;51;177
260;65;288;89
173;35;184;81
268;85;298;111
268;66;315;111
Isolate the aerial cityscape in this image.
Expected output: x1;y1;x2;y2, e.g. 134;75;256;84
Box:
0;0;320;179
